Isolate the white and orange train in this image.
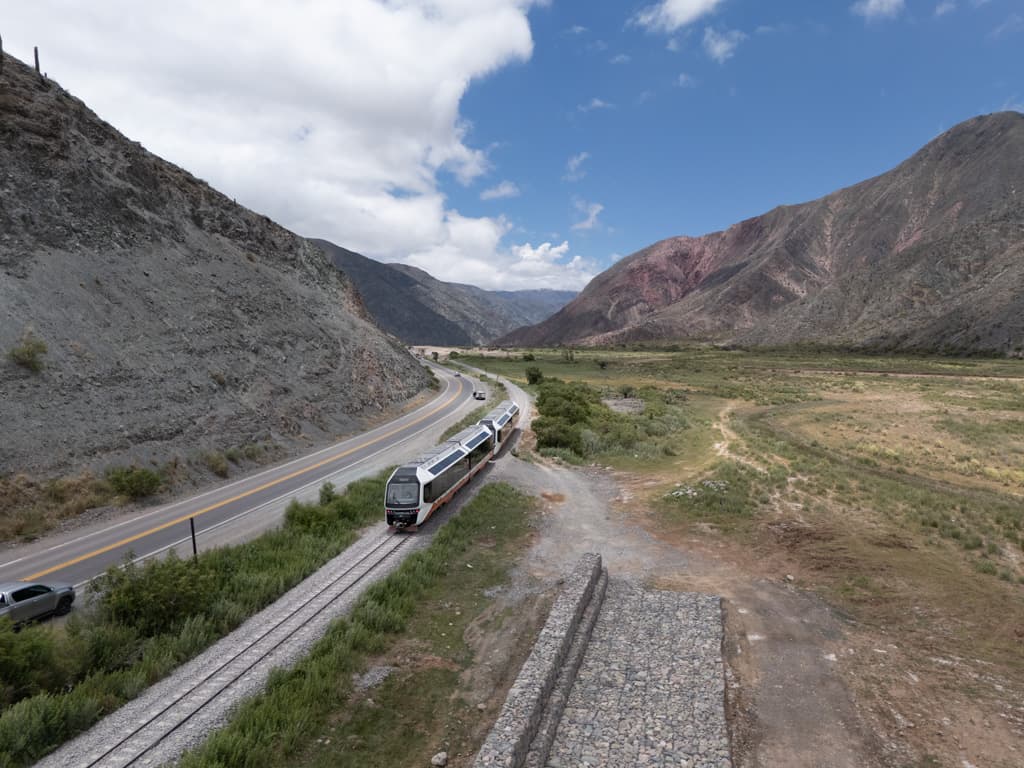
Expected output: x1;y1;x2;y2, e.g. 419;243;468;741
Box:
385;400;520;529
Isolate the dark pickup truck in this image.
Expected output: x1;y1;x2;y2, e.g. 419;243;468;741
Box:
0;581;75;626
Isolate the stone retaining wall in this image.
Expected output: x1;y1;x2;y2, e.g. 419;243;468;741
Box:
472;553;606;767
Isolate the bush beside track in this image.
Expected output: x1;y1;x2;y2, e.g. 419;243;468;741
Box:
178;482;534;768
0;473;390;767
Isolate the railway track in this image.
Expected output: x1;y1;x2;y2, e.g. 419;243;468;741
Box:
38;528;415;768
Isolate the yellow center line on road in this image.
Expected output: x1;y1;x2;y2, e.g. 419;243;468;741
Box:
25;381;465;581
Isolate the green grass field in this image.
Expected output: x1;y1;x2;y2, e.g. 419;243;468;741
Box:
463;347;1024;674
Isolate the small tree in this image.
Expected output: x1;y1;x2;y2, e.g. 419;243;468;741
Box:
431;351;439;362
522;352;535;361
525;366;544;385
596;359;608;370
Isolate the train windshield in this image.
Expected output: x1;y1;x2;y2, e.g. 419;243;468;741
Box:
386;481;420;507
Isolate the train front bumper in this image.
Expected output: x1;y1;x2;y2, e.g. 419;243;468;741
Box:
386;509;419;527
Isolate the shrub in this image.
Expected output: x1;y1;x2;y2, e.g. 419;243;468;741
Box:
319;482;338;505
522;352;535;361
533;416;584;454
203;452;229;478
105;466;162;499
94;551;219;637
0;621;72;707
8;332;47;373
525;366;544;385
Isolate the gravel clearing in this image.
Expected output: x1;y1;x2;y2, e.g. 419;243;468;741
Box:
547;581;729;768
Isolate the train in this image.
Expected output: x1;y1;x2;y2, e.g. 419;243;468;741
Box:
385;399;521;529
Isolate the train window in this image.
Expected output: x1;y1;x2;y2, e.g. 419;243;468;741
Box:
387;482;420;506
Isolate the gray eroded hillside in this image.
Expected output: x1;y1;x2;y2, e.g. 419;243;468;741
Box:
314;238;576;345
0;53;430;478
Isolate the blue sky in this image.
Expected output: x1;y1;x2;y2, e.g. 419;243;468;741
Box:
4;1;1022;290
453;0;1024;266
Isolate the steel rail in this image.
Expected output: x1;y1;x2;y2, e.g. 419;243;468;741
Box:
79;530;409;768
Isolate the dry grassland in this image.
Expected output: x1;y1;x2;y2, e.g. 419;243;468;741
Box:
462;347;1024;766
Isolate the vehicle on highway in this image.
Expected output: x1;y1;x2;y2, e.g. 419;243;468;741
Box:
0;580;75;626
453;371;461;377
385;399;520;530
473;389;486;400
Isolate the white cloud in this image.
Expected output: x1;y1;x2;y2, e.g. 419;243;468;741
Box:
407;231;595;290
666;37;682;51
1001;96;1024;112
633;0;726;33
677;72;697;87
505;241;596;289
567;24;588;35
571;200;604;231
1;1;589;290
610;53;631;64
990;13;1024;38
564;152;591;182
578;97;614;112
703;27;747;63
480;180;521;200
934;1;956;16
851;0;905;20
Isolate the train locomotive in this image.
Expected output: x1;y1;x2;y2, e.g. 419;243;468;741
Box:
385;399;520;529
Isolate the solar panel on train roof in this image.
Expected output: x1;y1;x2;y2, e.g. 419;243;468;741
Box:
427;448;467;475
408;443;457;467
463;432;490;450
447;425;488;445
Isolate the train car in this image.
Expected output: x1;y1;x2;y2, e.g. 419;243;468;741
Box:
385;423;495;529
478;400;520;448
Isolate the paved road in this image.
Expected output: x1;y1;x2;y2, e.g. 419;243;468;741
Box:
0;367;477;587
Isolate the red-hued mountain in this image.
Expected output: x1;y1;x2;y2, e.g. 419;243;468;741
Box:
501;112;1024;354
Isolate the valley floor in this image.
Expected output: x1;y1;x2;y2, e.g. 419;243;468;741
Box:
456;348;1024;768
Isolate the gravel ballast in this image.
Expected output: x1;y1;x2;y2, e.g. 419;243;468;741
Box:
547;580;730;768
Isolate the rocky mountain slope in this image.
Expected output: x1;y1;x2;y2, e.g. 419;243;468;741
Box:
503;112;1024;355
0;53;430;478
313;238;576;345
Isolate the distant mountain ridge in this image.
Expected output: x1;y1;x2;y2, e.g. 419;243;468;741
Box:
0;53;429;477
312;239;576;345
502;112;1024;355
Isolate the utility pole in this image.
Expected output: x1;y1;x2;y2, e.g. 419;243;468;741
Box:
34;45;41;78
0;33;4;75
